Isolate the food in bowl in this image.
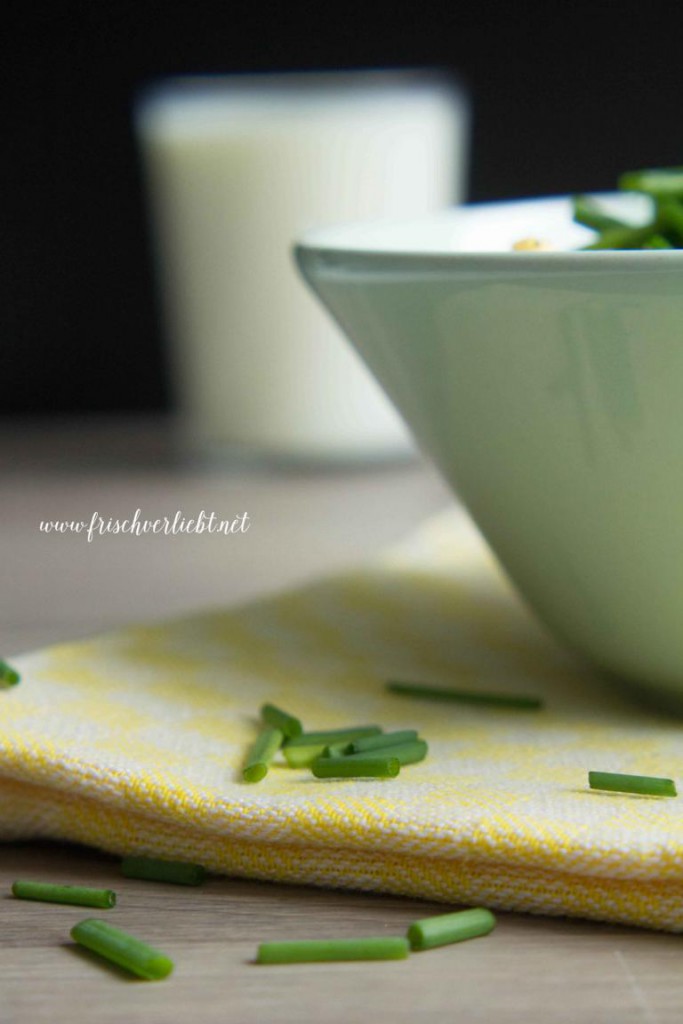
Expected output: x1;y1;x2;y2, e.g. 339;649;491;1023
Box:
513;167;683;253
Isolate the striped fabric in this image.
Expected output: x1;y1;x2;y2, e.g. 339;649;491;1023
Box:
3;510;683;931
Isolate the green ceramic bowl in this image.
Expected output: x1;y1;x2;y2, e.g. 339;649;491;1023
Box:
295;194;683;702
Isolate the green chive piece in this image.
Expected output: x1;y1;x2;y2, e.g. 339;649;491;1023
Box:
570;169;683;253
657;199;683;244
286;726;382;746
282;728;384;767
244;726;284;782
582;224;660;251
282;743;326;768
321;742;351;758
345;739;427;766
572;195;630;233
386;680;542;710
71;918;174;980
0;659;20;687
121;856;206;886
12;880;116;908
588;771;677;797
619;167;683;199
256;937;409;964
350;729;419;753
260;703;302;739
311;756;400;779
642;234;674;249
407;908;496;951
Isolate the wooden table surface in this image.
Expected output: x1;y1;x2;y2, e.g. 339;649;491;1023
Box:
1;418;680;1024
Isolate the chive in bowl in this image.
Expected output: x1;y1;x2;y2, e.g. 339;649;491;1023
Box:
295;194;683;708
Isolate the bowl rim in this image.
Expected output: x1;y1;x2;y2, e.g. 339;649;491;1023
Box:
294;193;683;273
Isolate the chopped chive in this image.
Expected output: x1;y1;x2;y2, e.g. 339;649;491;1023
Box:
71;918;174;980
260;703;302;739
386;680;542;710
642;234;674;249
121;856;206;886
321;742;351;758
619;167;683;199
311;756;400;779
12;880;116;908
582;224;660;251
407;908;496;951
282;728;384;767
588;771;677;797
570;168;683;252
285;726;382;746
572;195;630;233
657;199;683;244
256;937;409;964
350;729;419;753
282;743;326;768
244;726;284;782
0;659;20;687
345;739;427;766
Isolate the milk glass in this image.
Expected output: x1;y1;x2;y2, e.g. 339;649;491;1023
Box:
135;70;469;463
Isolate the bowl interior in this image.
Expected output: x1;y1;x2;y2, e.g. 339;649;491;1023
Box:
297;192;656;256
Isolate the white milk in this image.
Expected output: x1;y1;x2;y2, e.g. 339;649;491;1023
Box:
135;71;469;462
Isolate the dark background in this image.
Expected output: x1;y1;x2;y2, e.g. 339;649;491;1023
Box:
2;2;679;416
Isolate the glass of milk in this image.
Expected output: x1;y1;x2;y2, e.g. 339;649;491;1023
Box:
135;69;469;464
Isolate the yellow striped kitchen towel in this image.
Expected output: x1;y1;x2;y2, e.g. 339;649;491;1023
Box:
3;509;683;932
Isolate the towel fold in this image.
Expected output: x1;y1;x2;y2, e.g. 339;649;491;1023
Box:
3;509;683;932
